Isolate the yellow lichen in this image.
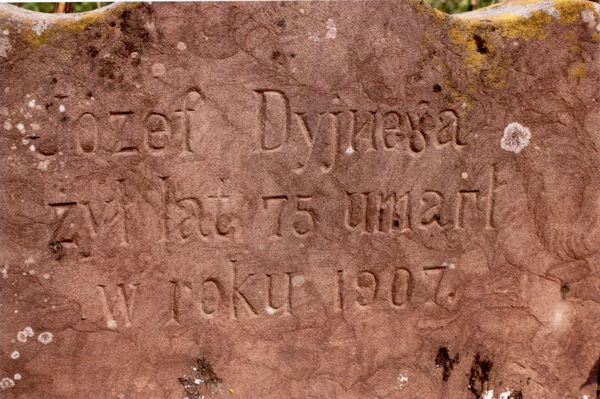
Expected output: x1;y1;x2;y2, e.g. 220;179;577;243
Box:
453;0;597;39
568;62;587;80
554;0;596;24
19;3;138;48
565;31;582;54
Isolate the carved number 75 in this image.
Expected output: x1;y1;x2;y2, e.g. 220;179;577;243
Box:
262;195;316;238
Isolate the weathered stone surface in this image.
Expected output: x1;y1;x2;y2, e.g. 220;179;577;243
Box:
0;1;599;398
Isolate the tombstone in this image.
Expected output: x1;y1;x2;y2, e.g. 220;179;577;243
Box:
0;1;599;398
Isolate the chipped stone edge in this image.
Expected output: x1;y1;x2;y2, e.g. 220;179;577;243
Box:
0;2;140;46
0;2;124;23
453;0;599;20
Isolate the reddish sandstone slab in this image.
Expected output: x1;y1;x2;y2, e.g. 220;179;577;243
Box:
0;1;599;398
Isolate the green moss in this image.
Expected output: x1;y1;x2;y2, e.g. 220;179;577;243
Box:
19;3;139;48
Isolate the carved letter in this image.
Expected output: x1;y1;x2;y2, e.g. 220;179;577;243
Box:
355;270;378;306
96;283;140;329
392;268;411;306
262;195;288;238
75;113;99;154
420;191;446;227
454;190;479;230
256;90;289;151
109;112;138;154
145;113;172;152
265;273;293;315
232;265;259;318
201;278;223;316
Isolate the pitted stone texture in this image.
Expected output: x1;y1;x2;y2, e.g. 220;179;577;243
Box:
0;1;599;398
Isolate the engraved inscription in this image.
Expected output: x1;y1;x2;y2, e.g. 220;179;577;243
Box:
255;90;465;174
261;194;316;238
345;167;496;233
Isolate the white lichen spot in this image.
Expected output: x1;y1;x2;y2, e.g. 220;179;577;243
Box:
58;104;65;113
397;373;408;389
21;138;29;145
194;378;203;384
345;146;355;155
461;172;468;179
291;275;305;287
107;319;118;329
544;6;559;18
499;390;513;399
1;265;7;279
308;32;320;42
265;307;277;315
16;331;27;343
0;36;11;58
13;374;21;381
501;122;531;154
28;99;36;109
325;18;337;39
24;327;34;337
37;160;50;171
582;396;590;399
130;51;138;59
177;41;187;51
0;377;15;390
10;351;19;360
144;22;156;33
2;30;8;36
31;20;49;36
3;120;12;130
581;9;595;22
16;123;25;133
37;331;53;345
43;273;50;280
29;144;35;152
30;122;40;131
481;389;494;399
24;256;34;265
151;63;166;77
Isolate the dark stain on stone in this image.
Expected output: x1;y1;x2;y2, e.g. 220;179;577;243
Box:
86;46;99;58
119;9;151;42
179;356;223;399
560;282;571;299
509;390;524;399
473;33;488;54
435;346;459;381
468;353;493;397
433;83;442;92
271;50;286;65
48;241;63;260
98;59;119;80
580;357;599;391
276;18;286;28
